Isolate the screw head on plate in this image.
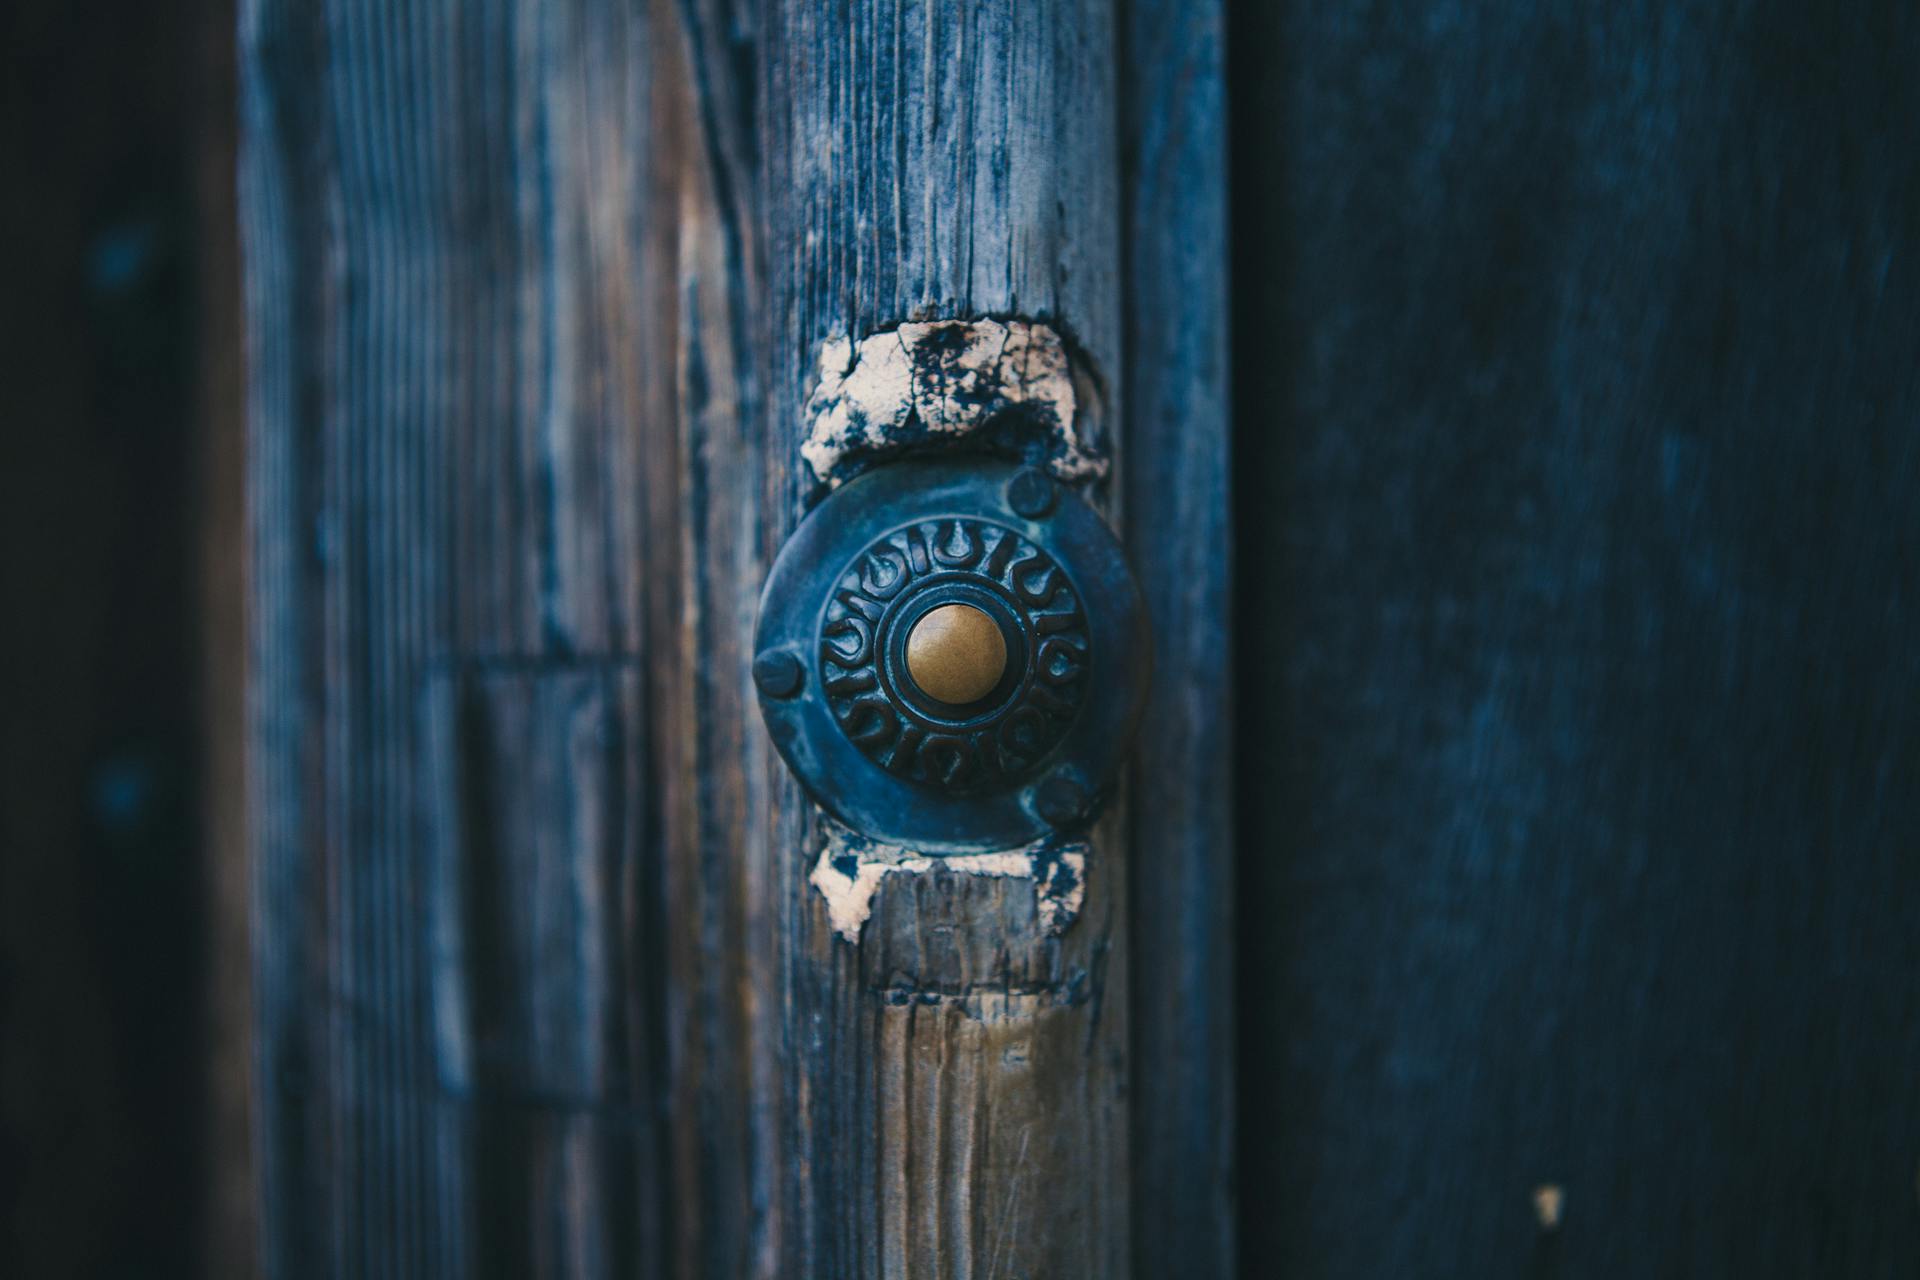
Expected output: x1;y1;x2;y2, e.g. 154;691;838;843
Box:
752;649;804;699
1006;468;1059;519
1033;773;1088;829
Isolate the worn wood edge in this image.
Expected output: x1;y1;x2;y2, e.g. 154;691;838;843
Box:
1120;0;1238;1274
760;0;1130;1271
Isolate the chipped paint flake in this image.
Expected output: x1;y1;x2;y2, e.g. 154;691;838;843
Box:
810;822;1088;943
802;319;1107;485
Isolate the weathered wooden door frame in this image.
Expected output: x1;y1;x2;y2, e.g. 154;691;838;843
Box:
242;0;1231;1273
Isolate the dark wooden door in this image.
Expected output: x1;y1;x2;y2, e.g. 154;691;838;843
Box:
1232;3;1920;1276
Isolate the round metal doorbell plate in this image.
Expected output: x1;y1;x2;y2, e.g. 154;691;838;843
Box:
753;457;1150;852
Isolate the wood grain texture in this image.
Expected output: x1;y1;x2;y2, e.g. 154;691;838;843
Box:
760;1;1130;1274
642;1;775;1273
241;0;670;1272
1233;1;1920;1274
1120;0;1236;1276
245;0;1174;1273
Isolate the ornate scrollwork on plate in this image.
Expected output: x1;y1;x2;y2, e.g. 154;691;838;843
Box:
818;518;1090;793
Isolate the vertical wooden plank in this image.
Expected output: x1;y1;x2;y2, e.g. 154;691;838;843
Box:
240;1;325;1267
241;0;669;1273
1120;0;1237;1275
1233;1;1920;1273
759;2;1129;1275
633;0;776;1274
635;0;783;1272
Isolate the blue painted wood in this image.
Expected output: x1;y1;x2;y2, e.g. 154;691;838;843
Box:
241;2;674;1273
1121;0;1236;1275
245;0;1198;1273
1233;2;1920;1274
761;2;1135;1273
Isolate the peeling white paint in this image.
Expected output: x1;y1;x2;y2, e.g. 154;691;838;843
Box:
810;823;1088;943
809;854;898;940
801;319;1106;485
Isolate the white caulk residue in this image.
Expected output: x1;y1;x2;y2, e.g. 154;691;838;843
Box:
809;824;1088;943
801;319;1106;485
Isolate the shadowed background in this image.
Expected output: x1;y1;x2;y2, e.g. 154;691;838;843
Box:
1;0;246;1274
